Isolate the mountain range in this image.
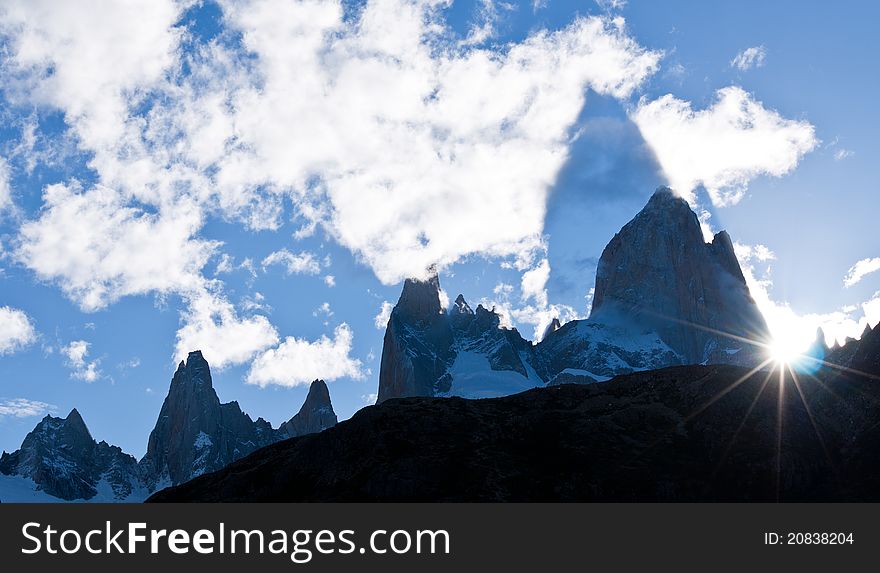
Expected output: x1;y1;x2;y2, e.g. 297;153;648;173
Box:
0;351;337;502
151;323;880;502
377;187;770;402
4;186;875;502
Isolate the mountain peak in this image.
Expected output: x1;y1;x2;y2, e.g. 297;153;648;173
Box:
62;408;92;440
452;294;473;315
171;349;214;391
590;187;769;364
304;379;332;409
397;274;443;322
542;317;562;340
279;379;338;438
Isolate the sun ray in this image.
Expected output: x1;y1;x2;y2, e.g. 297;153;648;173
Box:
683;357;775;423
775;364;785;502
709;368;775;479
789;365;839;480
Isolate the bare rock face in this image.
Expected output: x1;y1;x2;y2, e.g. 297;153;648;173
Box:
589;187;770;364
0;409;143;501
279;379;338;438
138;351;278;489
377;276;456;402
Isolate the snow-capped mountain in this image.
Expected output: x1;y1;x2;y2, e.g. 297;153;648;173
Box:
0;409;146;502
378;187;771;401
1;352;339;502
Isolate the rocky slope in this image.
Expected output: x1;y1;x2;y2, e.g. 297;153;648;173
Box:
0;353;339;501
149;329;880;502
378;187;771;401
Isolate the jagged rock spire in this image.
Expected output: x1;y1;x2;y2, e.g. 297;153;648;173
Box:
279;380;338;438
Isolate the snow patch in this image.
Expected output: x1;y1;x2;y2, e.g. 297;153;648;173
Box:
439;351;544;399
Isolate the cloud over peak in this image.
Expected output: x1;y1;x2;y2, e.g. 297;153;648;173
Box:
631;86;817;207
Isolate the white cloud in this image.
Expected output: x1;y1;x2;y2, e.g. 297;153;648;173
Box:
483;259;583;341
246;323;364;387
731;45;766;71
324;274;336;287
1;1;667;314
374;301;394;330
631;86;817;206
844;257;880;288
59;3;657;285
174;289;279;369
0;157;12;213
0;398;54;418
520;258;551;307
16;183;217;312
461;0;505;46
0;306;37;354
262;249;322;276
313;302;334;323
0;0;182;152
61;339;100;382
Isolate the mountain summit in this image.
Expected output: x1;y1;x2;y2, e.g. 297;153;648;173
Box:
138;351;280;490
590;187;769;363
279;380;338;438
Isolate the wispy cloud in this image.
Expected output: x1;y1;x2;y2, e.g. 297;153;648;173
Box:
0;398;55;418
731;45;766;71
844;257;880;288
834;148;855;161
261;249;322;276
596;0;627;10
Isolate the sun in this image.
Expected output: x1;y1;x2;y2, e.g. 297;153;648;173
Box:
767;337;802;367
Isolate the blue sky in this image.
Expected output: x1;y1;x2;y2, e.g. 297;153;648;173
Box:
0;0;878;456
